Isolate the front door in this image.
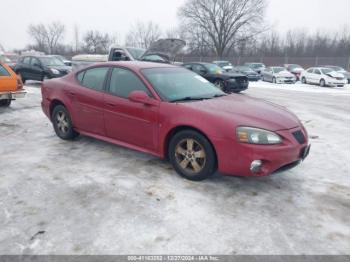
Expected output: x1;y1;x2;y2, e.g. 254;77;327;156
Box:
104;67;159;151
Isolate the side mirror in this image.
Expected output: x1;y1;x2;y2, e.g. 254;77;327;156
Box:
128;91;158;106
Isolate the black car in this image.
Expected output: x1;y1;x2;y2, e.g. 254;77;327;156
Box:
233;66;261;81
183;62;248;93
14;55;72;83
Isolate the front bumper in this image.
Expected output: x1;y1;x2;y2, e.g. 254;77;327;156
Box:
214;126;310;177
326;79;347;87
0;90;26;100
224;79;249;93
276;77;296;84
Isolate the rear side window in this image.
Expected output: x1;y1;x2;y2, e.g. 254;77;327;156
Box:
0;65;10;76
109;67;151;98
307;68;314;73
79;67;109;91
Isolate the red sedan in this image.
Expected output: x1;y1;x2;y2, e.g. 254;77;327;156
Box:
41;62;310;181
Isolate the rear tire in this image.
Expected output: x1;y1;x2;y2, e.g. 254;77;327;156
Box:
168;130;217;181
0;99;11;107
52;105;79;140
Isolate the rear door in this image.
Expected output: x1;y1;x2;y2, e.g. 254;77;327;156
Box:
71;67;109;136
0;64;16;92
103;67;159;151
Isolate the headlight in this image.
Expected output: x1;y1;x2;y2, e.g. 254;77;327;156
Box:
236;127;282;145
50;68;60;75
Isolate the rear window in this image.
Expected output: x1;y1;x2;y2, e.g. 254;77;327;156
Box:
78;67;109;91
0;65;10;76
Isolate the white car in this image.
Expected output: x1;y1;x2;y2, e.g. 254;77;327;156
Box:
261;66;296;84
300;67;347;87
213;61;234;72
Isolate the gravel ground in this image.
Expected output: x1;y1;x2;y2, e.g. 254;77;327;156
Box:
0;81;349;255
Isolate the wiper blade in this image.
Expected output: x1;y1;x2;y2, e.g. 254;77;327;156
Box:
170;97;211;103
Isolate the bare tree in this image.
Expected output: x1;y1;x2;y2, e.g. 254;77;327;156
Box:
179;0;267;58
28;22;65;54
125;21;162;49
83;30;112;54
74;25;80;53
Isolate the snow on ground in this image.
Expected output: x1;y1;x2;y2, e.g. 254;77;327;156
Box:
0;81;349;255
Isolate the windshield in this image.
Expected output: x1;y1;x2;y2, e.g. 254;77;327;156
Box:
321;68;333;74
237;66;254;72
217;62;231;67
328;66;344;72
40;57;65;66
273;67;286;73
251;63;264;68
288;64;302;70
205;64;223;74
142;68;225;102
126;47;146;60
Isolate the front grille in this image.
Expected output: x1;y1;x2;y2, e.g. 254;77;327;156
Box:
293;130;306;144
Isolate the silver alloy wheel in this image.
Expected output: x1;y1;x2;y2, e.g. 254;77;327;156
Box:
214;80;224;90
175;138;206;174
56;111;69;134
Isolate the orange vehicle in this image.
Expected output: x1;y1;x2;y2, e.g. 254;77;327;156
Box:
0;62;26;107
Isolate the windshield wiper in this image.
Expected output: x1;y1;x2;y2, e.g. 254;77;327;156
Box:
170;97;211;103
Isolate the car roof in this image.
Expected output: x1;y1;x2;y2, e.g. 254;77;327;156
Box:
183;62;213;66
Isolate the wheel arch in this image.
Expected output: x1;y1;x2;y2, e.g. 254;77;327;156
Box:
49;99;66;120
163;125;218;167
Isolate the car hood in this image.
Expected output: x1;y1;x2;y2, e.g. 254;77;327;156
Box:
142;38;186;61
48;65;72;72
182;95;300;131
275;71;294;77
291;68;304;73
326;71;344;78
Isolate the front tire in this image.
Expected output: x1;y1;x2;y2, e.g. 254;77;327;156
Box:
214;79;225;91
320;79;326;87
52;105;79;140
169;130;217;181
301;77;307;84
0;99;11;107
272;77;277;84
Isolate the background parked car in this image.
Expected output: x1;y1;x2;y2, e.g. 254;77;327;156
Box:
108;38;186;64
0;62;26;107
212;61;233;72
284;64;304;81
262;67;296;84
183;62;248;93
233;66;261;81
15;55;72;83
322;65;350;84
244;62;266;74
0;53;18;70
300;67;347;87
52;55;72;66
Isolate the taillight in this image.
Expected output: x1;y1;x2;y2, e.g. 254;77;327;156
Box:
16;77;23;90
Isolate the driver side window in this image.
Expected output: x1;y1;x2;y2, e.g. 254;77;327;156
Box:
193;64;206;74
108;67;151;98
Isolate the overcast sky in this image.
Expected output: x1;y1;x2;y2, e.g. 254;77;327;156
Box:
1;0;350;50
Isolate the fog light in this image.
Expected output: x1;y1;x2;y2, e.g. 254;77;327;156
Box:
250;160;262;173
